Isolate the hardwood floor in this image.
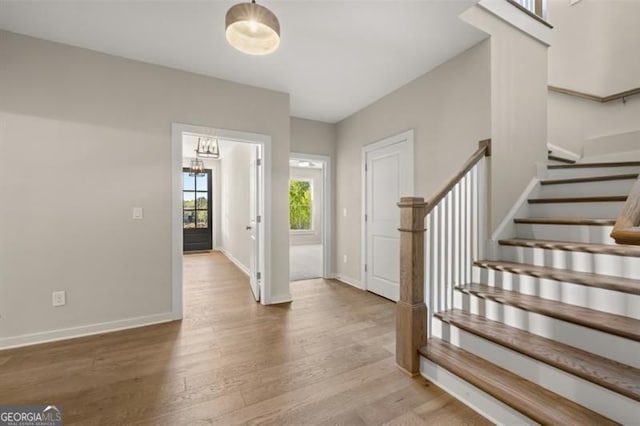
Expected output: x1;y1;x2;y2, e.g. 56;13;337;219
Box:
0;252;489;425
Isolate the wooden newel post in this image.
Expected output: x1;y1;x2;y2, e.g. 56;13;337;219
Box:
396;196;428;376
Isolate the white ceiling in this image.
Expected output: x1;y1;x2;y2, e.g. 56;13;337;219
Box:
0;1;486;123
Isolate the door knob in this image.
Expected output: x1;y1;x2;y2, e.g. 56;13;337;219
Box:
246;225;252;230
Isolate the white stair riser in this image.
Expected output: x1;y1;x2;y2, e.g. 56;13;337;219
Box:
419;357;537;426
514;223;615;244
547;166;640;179
472;266;640;320
528;201;625;219
434;319;639;425
548;159;572;166
539;179;636;198
582;152;640;163
497;245;640;280
453;291;640;368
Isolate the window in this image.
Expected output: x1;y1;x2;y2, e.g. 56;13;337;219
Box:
183;172;209;229
289;180;312;230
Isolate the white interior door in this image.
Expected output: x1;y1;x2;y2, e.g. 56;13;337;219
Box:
364;132;414;301
248;145;261;301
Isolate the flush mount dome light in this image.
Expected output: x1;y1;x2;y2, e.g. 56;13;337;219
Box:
225;0;280;55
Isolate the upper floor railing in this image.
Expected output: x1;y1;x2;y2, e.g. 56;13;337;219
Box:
508;0;550;25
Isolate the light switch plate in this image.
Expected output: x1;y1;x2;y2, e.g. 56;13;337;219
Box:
133;207;144;220
52;291;66;307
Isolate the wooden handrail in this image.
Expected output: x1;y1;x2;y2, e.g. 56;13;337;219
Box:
424;139;491;216
611;176;640;245
549;86;640;103
395;138;490;375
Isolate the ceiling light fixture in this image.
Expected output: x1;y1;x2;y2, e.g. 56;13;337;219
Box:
196;137;220;159
225;0;280;55
189;157;205;177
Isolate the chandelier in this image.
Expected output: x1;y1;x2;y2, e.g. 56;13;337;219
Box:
196;137;220;159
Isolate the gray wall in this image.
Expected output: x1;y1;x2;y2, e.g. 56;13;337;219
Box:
334;40;492;284
290;117;336;158
548;93;640;155
547;0;640;154
549;0;640;96
0;31;291;342
462;5;548;230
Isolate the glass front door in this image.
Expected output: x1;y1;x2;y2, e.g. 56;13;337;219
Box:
183;168;212;252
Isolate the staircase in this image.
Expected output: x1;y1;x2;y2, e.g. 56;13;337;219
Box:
547;149;576;165
402;156;640;424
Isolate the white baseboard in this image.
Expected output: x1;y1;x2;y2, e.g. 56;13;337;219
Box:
268;292;293;305
331;274;364;290
0;312;175;350
547;143;581;162
220;248;250;276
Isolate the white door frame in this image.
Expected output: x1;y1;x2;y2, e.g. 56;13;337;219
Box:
361;130;414;292
289;152;332;279
171;123;272;318
248;145;261;302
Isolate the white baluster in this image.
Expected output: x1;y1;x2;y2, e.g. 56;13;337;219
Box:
447;189;452;307
430;208;441;313
477;159;487;259
463;174;469;284
472;165;479;262
438;200;448;311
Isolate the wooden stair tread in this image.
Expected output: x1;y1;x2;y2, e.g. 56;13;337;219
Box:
540;173;639;186
457;283;640;341
475;260;640;295
514;217;615;226
435;309;640;401
548;154;576;164
528;195;627;204
549;161;640;170
419;338;618;425
499;238;640;257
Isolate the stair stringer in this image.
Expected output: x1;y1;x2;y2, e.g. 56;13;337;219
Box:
487;177;541;260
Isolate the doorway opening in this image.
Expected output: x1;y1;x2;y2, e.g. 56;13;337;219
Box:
289;153;332;281
172;124;271;319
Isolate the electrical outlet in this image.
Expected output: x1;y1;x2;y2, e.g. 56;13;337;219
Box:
343;254;348;263
132;207;144;220
343;208;347;217
52;291;66;307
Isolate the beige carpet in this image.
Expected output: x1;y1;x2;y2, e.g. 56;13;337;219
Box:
290;244;323;281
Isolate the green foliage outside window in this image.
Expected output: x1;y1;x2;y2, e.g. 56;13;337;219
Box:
290;180;312;230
